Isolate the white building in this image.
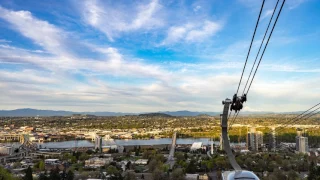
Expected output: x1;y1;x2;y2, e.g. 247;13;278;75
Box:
186;174;199;180
45;159;60;165
296;136;308;153
85;157;113;168
190;142;203;151
0;145;14;155
135;159;148;165
101;145;118;153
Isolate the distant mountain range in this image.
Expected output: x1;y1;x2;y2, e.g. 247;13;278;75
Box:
0;108;300;117
0;108;133;117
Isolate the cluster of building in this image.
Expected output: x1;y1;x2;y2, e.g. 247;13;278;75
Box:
244;127;310;154
246;128;264;151
0;145;14;155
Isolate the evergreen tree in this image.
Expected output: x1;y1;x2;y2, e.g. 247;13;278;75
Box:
125;161;131;170
186;159;197;174
24;166;33;180
61;170;66;180
38;173;48;180
49;166;61;180
308;161;320;180
66;170;74;180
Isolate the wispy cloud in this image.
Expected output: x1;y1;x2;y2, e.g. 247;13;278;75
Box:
0;39;11;43
0;0;319;113
287;0;307;9
0;6;69;56
81;0;163;41
0;6;168;80
162;20;222;45
261;9;274;20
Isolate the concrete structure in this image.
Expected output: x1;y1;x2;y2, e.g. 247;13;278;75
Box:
272;127;276;152
246;128;263;151
219;134;224;151
220;98;241;171
0;150;29;164
95;135;102;152
219;134;230;151
210;138;214;155
166;132;177;169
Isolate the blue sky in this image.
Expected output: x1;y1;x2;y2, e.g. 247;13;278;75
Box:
0;0;319;112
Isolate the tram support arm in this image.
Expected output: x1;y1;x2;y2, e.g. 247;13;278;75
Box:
221;99;242;171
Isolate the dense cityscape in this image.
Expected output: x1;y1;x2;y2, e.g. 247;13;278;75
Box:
0;113;320;179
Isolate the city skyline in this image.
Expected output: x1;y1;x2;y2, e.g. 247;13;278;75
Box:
0;0;320;112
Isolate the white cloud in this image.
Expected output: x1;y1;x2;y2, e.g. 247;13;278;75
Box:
213;41;249;61
0;69;58;84
261;9;274;20
0;39;11;43
162;20;222;45
287;0;307;9
81;0;163;41
186;21;222;41
0;3;319;113
193;5;201;12
0;6;68;56
0;6;169;81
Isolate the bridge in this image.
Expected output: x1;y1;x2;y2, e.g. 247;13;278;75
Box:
0;134;37;164
166;132;177;169
0;150;29;164
19;134;37;150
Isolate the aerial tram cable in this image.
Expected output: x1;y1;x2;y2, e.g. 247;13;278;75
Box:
275;102;320;130
235;0;265;95
264;103;320;138
230;0;286;129
227;111;233;121
295;111;319;125
220;1;287;179
229;111;239;130
277;105;320;132
275;103;320;130
245;0;286;95
242;0;280;95
276;112;319;136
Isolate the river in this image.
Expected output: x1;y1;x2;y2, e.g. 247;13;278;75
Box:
3;138;245;149
35;138;245;149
